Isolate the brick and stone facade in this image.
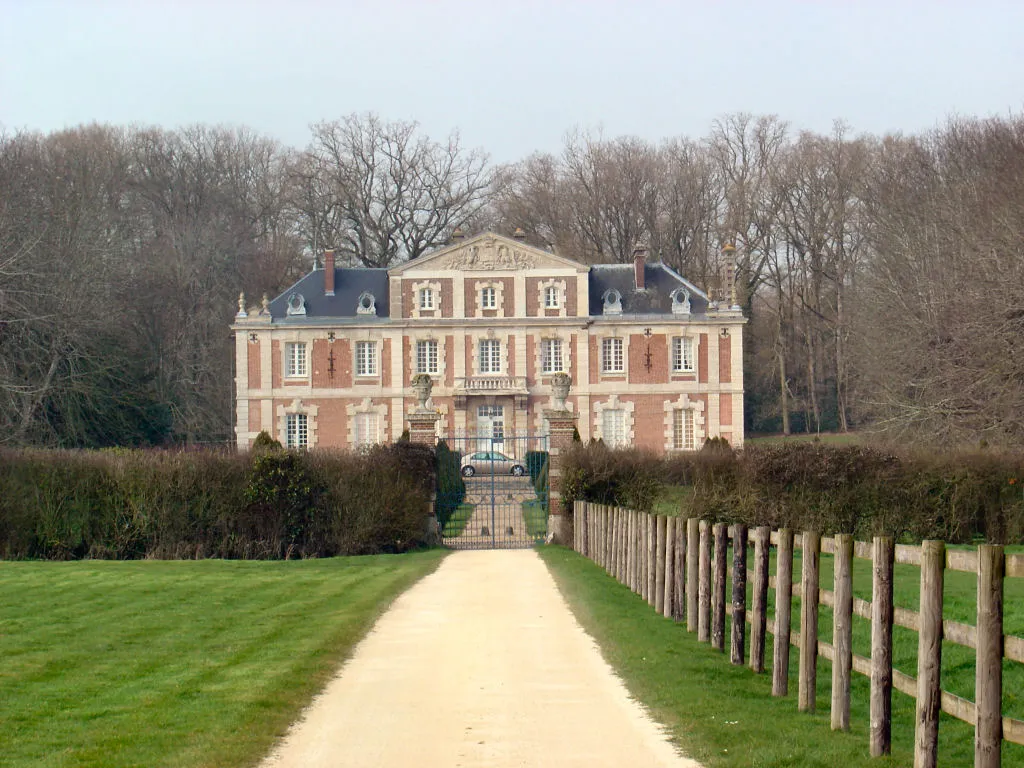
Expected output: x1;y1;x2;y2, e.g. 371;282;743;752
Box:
232;232;745;452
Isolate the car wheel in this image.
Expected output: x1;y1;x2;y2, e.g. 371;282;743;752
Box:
511;465;525;476
462;466;475;477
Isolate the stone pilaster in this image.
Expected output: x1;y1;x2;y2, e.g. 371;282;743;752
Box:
544;408;579;545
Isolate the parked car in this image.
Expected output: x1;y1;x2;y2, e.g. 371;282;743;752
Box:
460;451;526;477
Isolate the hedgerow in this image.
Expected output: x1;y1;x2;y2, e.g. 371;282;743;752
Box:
562;441;1024;544
0;440;435;560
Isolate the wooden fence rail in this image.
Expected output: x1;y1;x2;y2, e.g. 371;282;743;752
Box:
571;501;1024;767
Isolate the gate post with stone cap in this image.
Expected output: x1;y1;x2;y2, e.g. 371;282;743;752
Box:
407;374;442;544
544;408;578;545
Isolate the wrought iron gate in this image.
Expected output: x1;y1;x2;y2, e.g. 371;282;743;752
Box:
436;434;550;549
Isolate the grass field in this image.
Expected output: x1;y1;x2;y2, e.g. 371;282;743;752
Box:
0;551;445;768
521;500;548;538
540;544;1024;767
745;431;862;446
440;503;474;537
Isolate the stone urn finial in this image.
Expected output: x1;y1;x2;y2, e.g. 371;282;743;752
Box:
411;373;433;411
550;371;571;411
237;291;247;317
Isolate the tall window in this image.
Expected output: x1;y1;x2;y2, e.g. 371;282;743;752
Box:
286;413;308;448
601;337;624;373
541;338;563;374
356;341;377;376
544;285;560;308
419;288;434;310
416;340;439;375
354;412;379;448
673;409;695;451
672;337;695;372
479;339;501;374
480;286;496;309
601;409;626;448
285;342;307;377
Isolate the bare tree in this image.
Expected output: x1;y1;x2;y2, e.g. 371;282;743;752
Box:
296;114;492;267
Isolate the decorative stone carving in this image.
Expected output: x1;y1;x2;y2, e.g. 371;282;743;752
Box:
443;243;536;271
411;373;433;411
550;371;572;411
260;293;271;315
237;292;247;317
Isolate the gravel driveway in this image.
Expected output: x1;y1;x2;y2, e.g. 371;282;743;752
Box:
260;549;700;768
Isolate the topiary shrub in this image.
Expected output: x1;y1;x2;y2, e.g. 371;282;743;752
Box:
434;440;466;530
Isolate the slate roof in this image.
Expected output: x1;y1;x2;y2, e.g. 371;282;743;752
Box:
267;261;708;320
587;264;709;316
269;268;390;320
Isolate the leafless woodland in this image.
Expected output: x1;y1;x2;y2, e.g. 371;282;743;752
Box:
1;112;1021;447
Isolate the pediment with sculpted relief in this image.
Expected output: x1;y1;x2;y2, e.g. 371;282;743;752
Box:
389;232;587;275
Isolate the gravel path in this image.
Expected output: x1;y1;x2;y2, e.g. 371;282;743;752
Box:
260;549;700;768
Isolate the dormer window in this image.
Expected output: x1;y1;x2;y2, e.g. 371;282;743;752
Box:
481;286;496;310
544;285;560;308
602;289;622;315
419;287;435;310
286;293;306;316
671;288;691;315
356;292;376;315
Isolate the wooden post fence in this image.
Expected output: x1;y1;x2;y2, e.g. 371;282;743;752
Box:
566;508;1024;767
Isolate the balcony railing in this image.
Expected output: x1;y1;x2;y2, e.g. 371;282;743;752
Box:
454;376;529;395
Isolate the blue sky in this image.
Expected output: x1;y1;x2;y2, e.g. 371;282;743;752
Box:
2;0;1022;161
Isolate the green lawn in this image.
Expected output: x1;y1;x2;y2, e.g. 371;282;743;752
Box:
521;499;548;538
440;503;474;537
0;552;445;768
540;544;1024;767
653;485;693;516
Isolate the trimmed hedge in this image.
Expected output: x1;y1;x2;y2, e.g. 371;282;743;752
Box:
562;441;1024;544
434;440;466;530
0;442;436;560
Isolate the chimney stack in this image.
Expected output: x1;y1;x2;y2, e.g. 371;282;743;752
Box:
513;226;526;240
722;243;737;308
323;249;336;296
450;226;466;243
633;243;648;290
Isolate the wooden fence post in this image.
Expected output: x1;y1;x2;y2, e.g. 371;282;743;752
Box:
687;518;700;630
773;528;794;697
648;515;657;606
975;544;1004;768
602;505;610;570
673;517;686;621
798;530;820;713
832;533;854;731
655;516;667;614
731;523;748;666
698;520;711;642
870;536;894;757
712;522;728;652
750;526;770;673
628;510;637;593
617;509;626;584
663;517;675;619
914;540;945;768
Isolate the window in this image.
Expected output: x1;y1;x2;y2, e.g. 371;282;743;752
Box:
601;338;624;373
602;409;626;448
356;341;377;376
481;286;496;309
544;285;560;308
672;337;695;373
541;338;563;374
416;340;439;375
419;288;434;310
286;413;308;448
354;412;379;448
285;342;307;377
479;339;501;374
673;409;696;451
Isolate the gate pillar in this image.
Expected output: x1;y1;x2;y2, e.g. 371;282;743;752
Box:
407;408;441;545
407;410;440;447
544;407;578;545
